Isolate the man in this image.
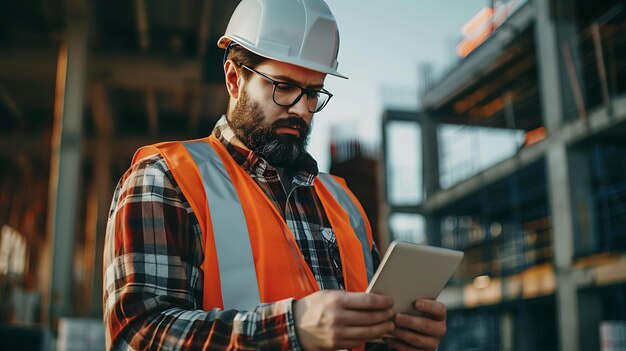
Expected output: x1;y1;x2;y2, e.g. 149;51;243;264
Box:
103;0;447;350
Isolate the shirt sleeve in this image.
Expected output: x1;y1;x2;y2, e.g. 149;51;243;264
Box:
102;155;302;350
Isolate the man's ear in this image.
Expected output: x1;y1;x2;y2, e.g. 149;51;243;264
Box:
224;60;241;100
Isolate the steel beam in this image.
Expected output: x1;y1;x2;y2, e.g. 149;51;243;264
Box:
0;52;202;89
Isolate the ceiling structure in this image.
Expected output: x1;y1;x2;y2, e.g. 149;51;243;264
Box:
0;0;245;323
0;0;238;171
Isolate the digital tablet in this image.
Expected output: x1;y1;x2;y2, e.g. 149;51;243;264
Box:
366;241;464;316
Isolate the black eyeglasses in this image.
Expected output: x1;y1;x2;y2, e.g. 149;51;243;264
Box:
241;65;333;113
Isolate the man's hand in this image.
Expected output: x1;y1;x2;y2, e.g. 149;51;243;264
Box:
294;290;395;351
386;299;447;351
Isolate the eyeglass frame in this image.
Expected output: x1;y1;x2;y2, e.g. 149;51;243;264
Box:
240;64;333;113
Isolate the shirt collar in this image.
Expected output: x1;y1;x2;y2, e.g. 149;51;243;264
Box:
212;115;319;185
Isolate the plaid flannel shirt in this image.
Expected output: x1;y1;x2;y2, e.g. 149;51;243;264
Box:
103;116;382;350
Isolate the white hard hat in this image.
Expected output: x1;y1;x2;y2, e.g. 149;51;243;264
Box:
218;0;347;79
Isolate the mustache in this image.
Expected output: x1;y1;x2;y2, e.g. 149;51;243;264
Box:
271;117;309;135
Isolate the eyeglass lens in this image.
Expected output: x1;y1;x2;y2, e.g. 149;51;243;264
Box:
273;83;329;113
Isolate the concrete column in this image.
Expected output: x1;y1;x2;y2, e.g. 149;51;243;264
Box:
534;0;581;350
419;114;440;199
43;0;89;326
546;144;579;351
88;82;114;317
425;216;442;247
381;115;395;246
418;113;441;246
549;147;600;350
534;0;564;131
419;113;438;244
501;311;514;351
86;140;111;317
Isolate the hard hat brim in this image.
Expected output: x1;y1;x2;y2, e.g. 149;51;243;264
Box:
218;36;349;80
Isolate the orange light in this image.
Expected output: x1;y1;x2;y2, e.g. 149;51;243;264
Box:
521;264;555;298
524;127;547;146
461;7;494;37
473;275;491;289
457;26;492;57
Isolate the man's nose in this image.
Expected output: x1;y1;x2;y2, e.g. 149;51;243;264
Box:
287;93;312;118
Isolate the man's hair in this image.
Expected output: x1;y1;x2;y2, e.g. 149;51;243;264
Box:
227;45;267;78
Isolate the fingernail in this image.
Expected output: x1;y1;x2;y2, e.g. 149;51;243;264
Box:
415;300;423;309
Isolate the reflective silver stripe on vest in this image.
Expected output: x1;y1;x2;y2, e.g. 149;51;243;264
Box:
317;173;374;283
184;141;261;311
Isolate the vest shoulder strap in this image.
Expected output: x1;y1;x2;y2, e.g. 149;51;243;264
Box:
134;138;262;311
182;140;261;311
316;173;374;283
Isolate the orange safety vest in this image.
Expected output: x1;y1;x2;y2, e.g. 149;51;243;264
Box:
133;135;374;313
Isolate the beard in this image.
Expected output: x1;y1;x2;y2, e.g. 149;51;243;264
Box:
228;90;312;168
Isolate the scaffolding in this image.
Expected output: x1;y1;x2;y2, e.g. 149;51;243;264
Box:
382;0;626;349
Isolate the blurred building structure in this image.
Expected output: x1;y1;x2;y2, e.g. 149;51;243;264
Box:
2;0;626;350
0;0;238;345
383;0;626;350
328;138;389;252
